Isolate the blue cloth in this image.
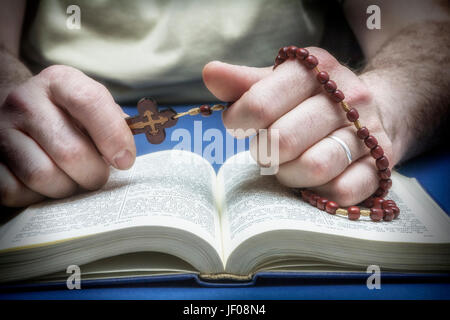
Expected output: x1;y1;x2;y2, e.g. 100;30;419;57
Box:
1;104;448;300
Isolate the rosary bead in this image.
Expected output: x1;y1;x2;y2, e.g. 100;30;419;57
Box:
370;208;384;221
346;108;359;122
364;135;378;149
287;45;298;58
324;80;337;93
325;201;339;214
357;127;370;140
376;156;390;170
304;55;319;69
317;71;329;84
370;145;384;159
378;168;391;179
309;194;320;206
275;55;285;66
383;208;394;221
392;206;400;219
347;206;361;220
374;187;386;197
379;178;392;191
361;197;374;207
373;197;384;209
301;190;312;202
199;105;212;116
317;198;328;210
278;47;289;59
296;48;309;60
331;90;345;103
382;200;396;209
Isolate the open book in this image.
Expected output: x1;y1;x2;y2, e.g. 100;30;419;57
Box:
0;150;449;283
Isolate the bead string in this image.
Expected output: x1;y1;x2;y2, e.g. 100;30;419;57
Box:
274;45;400;222
172;104;227;119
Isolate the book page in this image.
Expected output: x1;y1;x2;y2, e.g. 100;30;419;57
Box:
0;150;222;254
218;152;450;261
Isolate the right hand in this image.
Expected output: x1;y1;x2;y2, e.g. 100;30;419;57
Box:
0;65;136;207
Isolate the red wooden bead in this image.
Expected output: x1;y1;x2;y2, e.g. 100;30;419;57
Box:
325;201;339;214
382;201;396;209
275;55;284;65
357;127;370;140
371;145;384;159
364;135;378;149
287;45;298;57
331;90;345;103
392;206;400;219
370;208;384;221
380;179;392;191
278;47;289;59
199;105;212;116
317;198;328;210
376;156;390;170
346;108;359;122
296;48;309;60
361;197;374;208
383;208;394;221
378;168;391;179
374;187;386;197
373;197;384;209
304;55;318;69
309;194;320;206
347;206;361;220
301;190;312;202
324;80;337;93
316;71;329;84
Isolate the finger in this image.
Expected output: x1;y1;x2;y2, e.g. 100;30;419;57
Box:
0;162;45;207
309;155;379;207
275;126;367;187
38;66;136;170
5;85;110;190
202;61;272;102
0;128;77;198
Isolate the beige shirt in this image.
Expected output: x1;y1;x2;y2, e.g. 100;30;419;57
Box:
23;0;324;104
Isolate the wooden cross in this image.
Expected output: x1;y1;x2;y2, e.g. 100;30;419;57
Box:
125;98;178;144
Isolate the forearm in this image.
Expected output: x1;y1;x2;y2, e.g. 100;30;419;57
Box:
360;20;450;163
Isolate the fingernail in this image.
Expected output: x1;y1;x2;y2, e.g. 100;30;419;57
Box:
112;150;133;169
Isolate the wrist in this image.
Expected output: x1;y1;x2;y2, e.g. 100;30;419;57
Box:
359;70;413;165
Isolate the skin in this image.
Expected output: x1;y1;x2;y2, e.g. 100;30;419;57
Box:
0;0;449;207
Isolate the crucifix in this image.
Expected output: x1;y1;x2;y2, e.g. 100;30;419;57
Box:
125;97;227;144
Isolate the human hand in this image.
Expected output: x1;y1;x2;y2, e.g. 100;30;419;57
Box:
203;47;398;206
0;65;136;207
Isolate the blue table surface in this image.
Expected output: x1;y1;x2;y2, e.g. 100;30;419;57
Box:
1;104;449;300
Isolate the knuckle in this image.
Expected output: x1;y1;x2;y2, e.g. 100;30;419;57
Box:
39;65;78;82
333;180;356;206
244;88;272;126
275;128;299;160
67;81;107;112
2;87;31;119
307;47;341;71
22;164;54;189
345;80;374;107
302;153;330;183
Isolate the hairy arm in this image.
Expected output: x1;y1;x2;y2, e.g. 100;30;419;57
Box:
345;0;450;162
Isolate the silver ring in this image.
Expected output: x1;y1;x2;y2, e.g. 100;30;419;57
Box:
327;135;352;165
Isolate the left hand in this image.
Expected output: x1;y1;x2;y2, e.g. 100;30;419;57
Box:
203;47;395;206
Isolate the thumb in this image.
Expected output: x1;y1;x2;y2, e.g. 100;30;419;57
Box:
202;61;272;102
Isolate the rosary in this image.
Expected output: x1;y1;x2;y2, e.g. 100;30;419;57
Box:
125;45;400;222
